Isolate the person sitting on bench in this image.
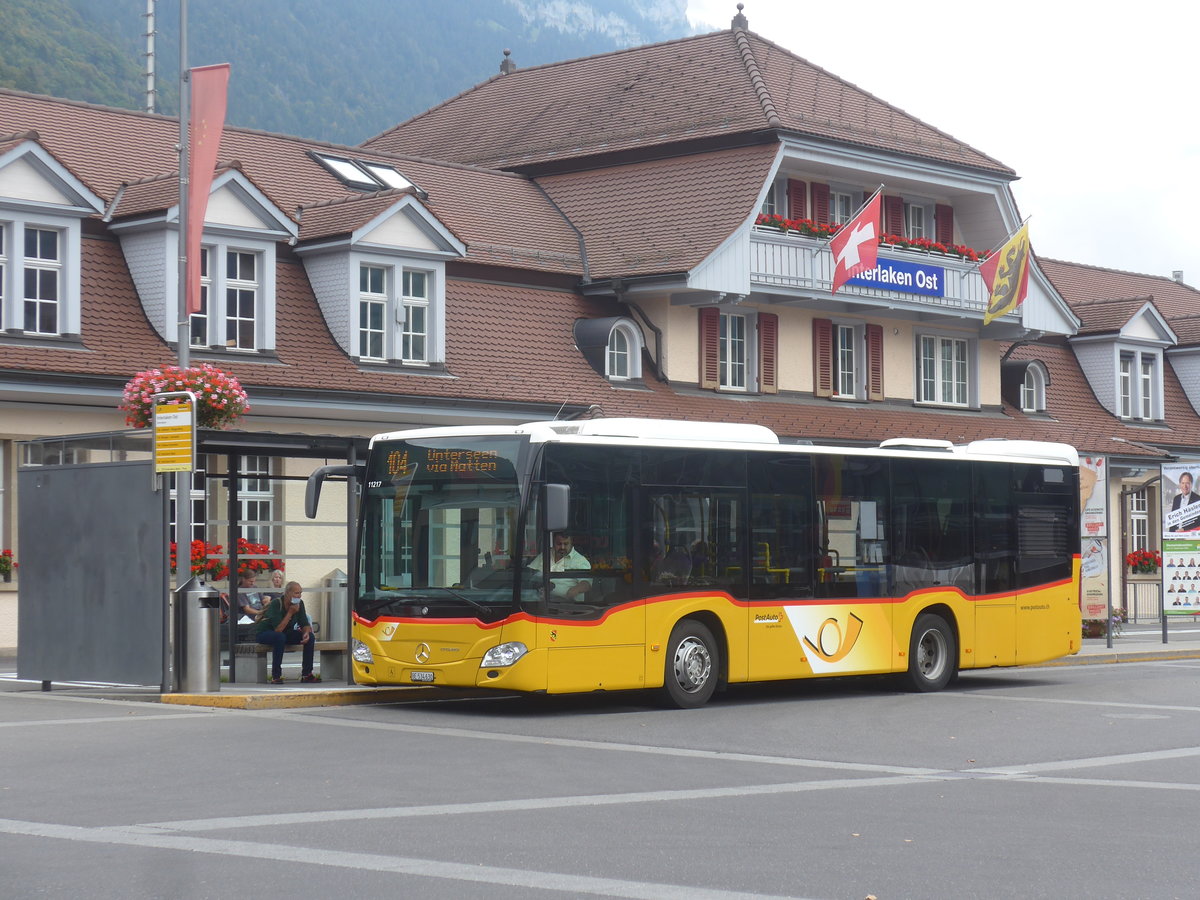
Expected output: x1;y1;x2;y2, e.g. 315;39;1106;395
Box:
255;581;320;684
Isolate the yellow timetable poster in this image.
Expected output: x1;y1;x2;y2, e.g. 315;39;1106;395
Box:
153;398;195;473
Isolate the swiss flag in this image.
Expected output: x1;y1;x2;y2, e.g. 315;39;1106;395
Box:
828;191;882;294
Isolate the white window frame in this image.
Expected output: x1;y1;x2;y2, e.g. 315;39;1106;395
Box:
606;319;643;381
759;179;781;218
401;268;430;364
0;223;6;331
0;213;83;338
358;263;388;360
832;322;864;399
188;238;273;351
189;247;210;347
1117;347;1161;421
917;333;972;407
719;310;758;392
1021;363;1047;412
345;254;445;366
831;191;855;226
905;202;927;240
1119;353;1133;418
1129;488;1150;554
721;312;747;391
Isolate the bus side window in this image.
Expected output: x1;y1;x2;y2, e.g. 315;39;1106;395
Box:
542;444;638;610
748;454;814;599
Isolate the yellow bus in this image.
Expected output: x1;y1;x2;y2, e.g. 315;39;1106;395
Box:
314;418;1081;707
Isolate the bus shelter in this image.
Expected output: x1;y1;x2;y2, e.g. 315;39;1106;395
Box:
17;429;364;690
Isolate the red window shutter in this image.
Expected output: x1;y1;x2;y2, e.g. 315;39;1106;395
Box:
866;323;884;401
935;204;954;245
699;307;720;390
813;318;833;398
884;195;904;235
786;179;807;219
811;182;830;224
758;312;779;394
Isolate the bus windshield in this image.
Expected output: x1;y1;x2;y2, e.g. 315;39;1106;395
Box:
357;435;529;622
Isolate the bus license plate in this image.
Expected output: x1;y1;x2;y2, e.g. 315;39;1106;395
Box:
410;671;435;683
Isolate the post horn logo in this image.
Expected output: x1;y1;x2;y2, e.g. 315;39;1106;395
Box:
803;612;864;663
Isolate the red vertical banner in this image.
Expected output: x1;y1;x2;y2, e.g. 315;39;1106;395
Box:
186;63;230;316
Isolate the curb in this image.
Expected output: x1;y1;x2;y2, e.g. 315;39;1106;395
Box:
1041;648;1200;667
160;685;485;709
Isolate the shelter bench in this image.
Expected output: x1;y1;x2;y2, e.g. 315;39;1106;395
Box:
233;640;349;684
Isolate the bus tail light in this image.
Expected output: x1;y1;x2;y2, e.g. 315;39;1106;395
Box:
481;642;528;668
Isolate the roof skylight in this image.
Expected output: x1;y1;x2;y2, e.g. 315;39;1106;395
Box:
311;152;418;194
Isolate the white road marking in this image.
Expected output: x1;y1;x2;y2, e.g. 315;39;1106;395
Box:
0;817;810;900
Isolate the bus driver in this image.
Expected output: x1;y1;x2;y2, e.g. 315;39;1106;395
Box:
529;532;592;601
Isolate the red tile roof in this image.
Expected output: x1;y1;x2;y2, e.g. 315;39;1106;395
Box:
1041;258;1200;328
0;89;583;277
364;28;1011;176
538;143;778;278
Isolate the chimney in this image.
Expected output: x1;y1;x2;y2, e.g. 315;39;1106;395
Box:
1172;270;1184;284
499;49;516;75
732;3;748;30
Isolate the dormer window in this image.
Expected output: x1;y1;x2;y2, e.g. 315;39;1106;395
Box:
574;316;646;383
1119;350;1161;421
606;320;643;380
1021;363;1047;412
188;243;266;350
352;260;435;364
0;139;102;340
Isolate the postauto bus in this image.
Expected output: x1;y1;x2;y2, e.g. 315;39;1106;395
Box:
308;418;1080;707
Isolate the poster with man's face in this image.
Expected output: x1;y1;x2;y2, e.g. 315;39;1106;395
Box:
1163;463;1200;536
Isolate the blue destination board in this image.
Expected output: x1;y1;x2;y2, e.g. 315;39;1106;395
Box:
846;257;945;297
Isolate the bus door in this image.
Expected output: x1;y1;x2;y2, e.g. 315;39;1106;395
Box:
746;453;814;680
535;445;643;692
1013;463;1079;662
974;463;1016;667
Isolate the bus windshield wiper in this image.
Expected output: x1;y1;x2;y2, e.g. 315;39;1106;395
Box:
425;586;495;617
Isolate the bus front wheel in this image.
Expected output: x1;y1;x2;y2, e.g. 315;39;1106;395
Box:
905;613;956;692
663;620;718;708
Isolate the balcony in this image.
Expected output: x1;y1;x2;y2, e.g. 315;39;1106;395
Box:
749;227;1010;322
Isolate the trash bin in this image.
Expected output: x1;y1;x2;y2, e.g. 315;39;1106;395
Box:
178;576;220;693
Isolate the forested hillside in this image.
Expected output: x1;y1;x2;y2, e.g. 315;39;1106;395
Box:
0;0;694;144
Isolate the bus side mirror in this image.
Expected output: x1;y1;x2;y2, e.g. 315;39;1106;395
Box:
306;464;357;519
545;483;570;533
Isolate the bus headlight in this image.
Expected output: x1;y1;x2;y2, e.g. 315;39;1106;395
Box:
352;639;374;664
481;642;528;668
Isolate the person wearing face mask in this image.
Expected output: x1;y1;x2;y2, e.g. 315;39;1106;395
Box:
255;581;320;684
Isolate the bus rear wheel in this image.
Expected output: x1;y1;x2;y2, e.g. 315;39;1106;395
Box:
905;613;956;692
663;620;718;708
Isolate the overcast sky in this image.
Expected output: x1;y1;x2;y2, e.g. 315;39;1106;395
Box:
686;1;1199;287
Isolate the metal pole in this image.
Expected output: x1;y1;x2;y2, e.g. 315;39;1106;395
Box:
173;0;195;691
227;452;240;682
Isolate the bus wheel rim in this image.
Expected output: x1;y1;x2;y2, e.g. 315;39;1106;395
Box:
673;636;711;693
916;628;947;680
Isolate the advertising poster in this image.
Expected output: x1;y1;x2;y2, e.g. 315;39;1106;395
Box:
1079;456;1107;538
1161;463;1200;615
1080;539;1108;620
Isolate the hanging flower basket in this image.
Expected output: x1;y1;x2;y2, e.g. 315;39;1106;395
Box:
120;364;249;429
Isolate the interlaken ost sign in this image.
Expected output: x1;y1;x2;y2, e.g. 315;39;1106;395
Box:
846;257;945;297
